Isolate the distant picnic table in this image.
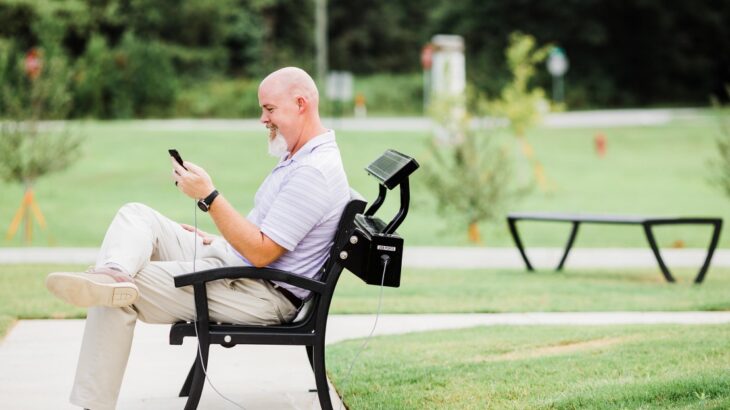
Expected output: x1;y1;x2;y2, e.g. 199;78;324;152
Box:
506;212;722;284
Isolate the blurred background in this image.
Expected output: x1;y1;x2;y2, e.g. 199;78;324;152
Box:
0;0;729;249
0;0;727;118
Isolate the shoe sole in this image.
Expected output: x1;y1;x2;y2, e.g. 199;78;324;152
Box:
46;272;139;308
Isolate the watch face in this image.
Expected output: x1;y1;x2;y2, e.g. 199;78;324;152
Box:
197;200;209;212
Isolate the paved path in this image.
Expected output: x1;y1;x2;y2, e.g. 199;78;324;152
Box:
86;108;704;133
2;246;728;270
3;312;730;409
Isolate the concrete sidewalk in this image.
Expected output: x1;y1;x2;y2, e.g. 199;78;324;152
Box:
1;247;728;270
3;312;730;409
71;108;703;133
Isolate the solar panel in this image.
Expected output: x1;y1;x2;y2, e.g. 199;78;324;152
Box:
365;149;419;189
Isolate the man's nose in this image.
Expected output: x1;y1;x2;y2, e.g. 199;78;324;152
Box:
260;112;268;124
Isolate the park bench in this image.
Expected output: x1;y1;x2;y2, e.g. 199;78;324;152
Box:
169;149;419;410
506;212;722;284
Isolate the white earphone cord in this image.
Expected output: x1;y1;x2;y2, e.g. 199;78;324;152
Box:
192;200;388;410
192;200;247;410
337;257;389;410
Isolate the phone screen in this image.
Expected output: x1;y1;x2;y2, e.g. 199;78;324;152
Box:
168;149;188;170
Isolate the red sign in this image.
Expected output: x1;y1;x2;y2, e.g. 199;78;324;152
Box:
594;133;607;158
24;48;41;80
420;44;433;70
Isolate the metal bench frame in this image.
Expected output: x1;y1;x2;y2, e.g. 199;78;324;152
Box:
506;212;723;283
169;192;366;410
168;149;419;410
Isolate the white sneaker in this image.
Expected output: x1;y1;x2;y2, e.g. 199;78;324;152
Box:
46;267;139;308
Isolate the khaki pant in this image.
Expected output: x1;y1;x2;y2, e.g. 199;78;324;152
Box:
70;203;297;410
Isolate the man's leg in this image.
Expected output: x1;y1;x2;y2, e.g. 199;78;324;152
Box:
95;202;216;274
47;202;225;307
69;305;136;410
132;260;297;326
62;202;228;409
69;257;296;410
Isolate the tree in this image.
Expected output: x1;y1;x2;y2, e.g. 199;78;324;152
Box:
430;0;730;108
489;32;553;191
0;20;83;243
423;94;526;243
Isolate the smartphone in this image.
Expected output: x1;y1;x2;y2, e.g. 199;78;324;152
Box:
168;149;188;170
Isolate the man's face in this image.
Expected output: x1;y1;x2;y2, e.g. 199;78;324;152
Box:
258;83;301;150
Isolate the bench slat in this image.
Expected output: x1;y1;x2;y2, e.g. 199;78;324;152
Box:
507;212;720;225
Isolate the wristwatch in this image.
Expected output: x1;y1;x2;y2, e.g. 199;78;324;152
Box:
197;189;219;212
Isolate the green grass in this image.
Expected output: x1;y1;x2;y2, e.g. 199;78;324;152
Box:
3;263;729;338
0;265;86;326
0;114;727;248
328;325;730;409
332;266;730;314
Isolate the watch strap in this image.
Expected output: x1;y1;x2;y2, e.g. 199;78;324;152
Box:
197;189;219;212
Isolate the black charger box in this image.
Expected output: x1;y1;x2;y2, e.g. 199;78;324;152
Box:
342;215;403;287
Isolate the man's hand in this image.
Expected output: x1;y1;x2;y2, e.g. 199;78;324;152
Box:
172;159;215;199
181;223;214;245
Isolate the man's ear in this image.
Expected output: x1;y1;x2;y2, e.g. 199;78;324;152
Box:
296;96;306;113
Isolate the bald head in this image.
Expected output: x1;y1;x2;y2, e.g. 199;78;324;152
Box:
258;67;327;157
259;67;320;107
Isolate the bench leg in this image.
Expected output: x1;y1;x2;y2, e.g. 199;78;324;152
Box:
507;218;534;271
556;222;580;271
179;359;196;397
306;345;315;372
642;223;676;283
182;342;209;410
305;345;318;393
694;220;722;284
312;343;333;410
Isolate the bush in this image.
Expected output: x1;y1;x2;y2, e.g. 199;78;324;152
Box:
118;33;178;118
72;35;113;118
174;72;425;118
72;33;178;118
423;94;526;243
352;73;423;116
174;77;260;118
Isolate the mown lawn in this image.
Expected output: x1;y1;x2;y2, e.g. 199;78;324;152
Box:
331;265;730;314
3;264;729;338
0;114;727;248
328;325;730;409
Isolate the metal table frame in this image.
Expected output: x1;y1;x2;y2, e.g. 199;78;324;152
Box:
506;212;723;283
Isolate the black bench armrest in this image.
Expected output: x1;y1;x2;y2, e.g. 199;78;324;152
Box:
173;266;327;294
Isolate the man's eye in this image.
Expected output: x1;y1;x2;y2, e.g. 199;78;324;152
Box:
267;108;274;113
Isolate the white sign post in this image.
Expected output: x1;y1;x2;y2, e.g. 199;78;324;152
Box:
430;35;466;99
430;35;466;142
326;71;353;119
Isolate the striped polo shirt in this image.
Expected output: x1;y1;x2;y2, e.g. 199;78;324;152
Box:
233;130;349;300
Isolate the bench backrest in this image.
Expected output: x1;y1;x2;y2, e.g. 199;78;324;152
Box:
291;189;366;324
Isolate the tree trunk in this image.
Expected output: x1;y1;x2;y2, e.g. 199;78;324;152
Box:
517;135;554;192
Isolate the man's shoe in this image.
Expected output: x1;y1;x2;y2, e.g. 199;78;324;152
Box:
46;267;139;308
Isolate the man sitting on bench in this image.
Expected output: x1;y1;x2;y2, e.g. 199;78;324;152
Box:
45;67;350;410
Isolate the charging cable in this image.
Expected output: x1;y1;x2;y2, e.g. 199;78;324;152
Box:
337;254;390;410
191;200;247;410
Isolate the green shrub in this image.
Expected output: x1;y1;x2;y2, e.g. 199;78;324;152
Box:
72;33;178;118
173;72;425;118
174;77;260;118
119;34;178;118
72;35;112;118
353;73;423;116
